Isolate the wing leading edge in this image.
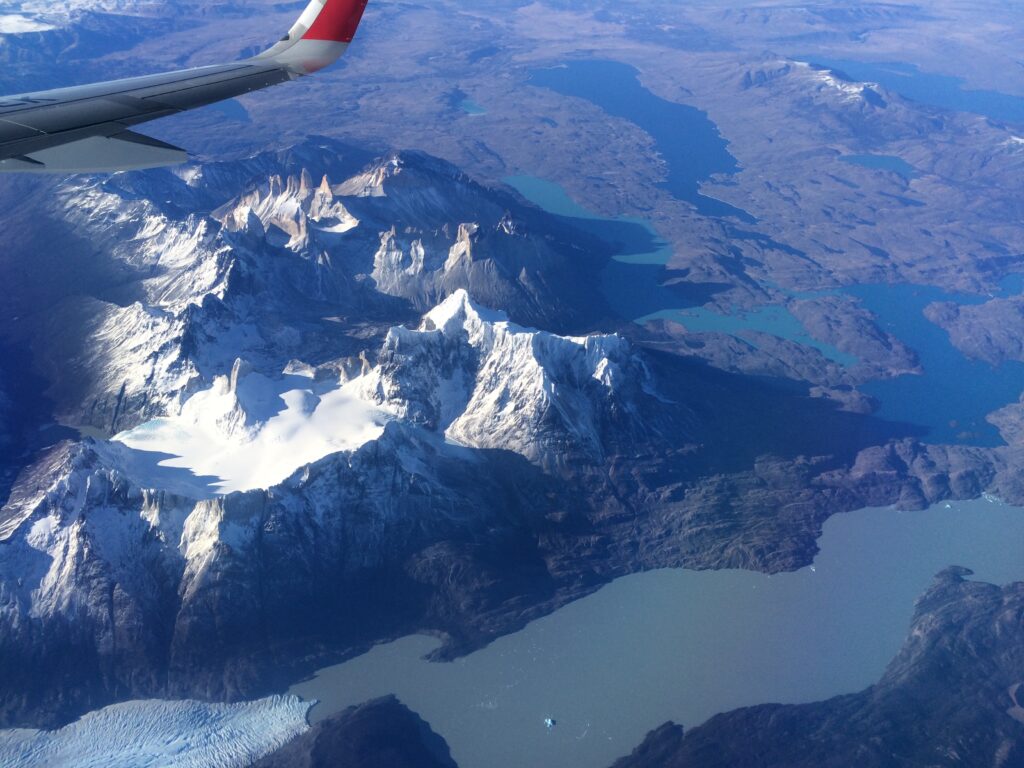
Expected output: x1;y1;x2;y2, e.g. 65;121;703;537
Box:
0;0;369;173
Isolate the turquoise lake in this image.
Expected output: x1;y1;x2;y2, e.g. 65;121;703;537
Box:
289;499;1024;768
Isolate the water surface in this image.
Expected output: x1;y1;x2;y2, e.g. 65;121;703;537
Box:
460;99;487;116
847;282;1024;445
840;154;917;179
289;499;1024;768
529;60;754;221
640;304;858;365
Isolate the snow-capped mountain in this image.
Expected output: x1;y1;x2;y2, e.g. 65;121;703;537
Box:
351;153;609;331
22;140;611;436
108;288;654;498
0;138;699;732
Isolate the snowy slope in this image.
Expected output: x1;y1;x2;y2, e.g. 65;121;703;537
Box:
0;696;310;768
0;14;53;32
0;0;158;36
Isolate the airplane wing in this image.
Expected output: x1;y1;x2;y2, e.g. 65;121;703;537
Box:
0;0;369;173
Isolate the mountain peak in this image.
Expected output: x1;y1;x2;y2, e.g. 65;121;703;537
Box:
421;288;508;333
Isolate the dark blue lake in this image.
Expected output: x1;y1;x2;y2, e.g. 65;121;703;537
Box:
529;60;754;221
846;282;1024;446
807;58;1024;125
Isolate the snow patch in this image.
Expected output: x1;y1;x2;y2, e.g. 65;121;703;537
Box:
114;367;387;495
0;14;53;32
792;61;874;102
0;695;310;768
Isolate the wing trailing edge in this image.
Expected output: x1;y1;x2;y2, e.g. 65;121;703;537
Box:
0;130;186;173
0;0;370;173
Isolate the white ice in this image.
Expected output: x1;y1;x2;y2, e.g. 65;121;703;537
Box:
0;695;310;768
113;369;387;496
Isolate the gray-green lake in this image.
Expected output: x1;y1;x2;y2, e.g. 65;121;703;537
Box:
289;499;1024;768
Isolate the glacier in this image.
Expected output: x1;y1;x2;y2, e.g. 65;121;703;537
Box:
0;695;311;768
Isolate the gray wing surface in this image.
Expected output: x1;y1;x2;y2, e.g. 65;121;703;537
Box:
0;0;368;172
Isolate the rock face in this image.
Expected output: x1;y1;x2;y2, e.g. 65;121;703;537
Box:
252;696;457;768
609;568;1024;768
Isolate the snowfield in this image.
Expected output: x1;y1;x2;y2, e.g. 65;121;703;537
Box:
0;696;311;768
114;365;387;495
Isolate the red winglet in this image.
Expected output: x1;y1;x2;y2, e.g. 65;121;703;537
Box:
303;0;369;43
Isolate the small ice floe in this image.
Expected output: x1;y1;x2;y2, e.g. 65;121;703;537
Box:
544;717;556;730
